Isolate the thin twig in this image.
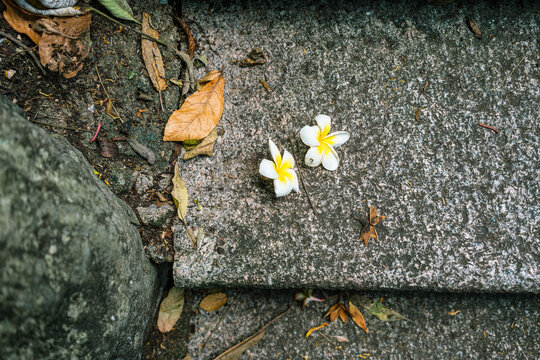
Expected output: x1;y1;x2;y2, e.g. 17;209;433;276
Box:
95;65;124;124
0;31;46;75
288;137;318;215
214;306;291;360
318;332;355;360
172;12;196;59
30;118;92;132
478;123;499;133
201;292;239;349
490;56;525;91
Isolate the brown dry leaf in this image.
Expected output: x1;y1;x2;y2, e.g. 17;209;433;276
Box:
38;14;91;78
239;48;267;67
105;99;120;119
338;304;349;323
360;206;386;245
2;0;42;45
96;137;118;158
171;163;188;221
324;302;348;323
448;310;461;316
183;128;218;160
163;70;225;141
348;301;369;333
360;224;372;246
157;287;185;333
141;12;167;91
199;292;227;312
415;107;422;121
259;78;270;93
466;18;482;39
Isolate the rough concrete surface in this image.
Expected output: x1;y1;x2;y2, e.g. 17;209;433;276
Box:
173;0;539;292
187;289;539;360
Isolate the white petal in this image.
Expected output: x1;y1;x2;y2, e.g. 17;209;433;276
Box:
315;114;332;136
259;159;278;179
300;125;320;147
274;177;293;197
321;146;340;171
324;131;350;147
304;146;323;167
287;169;299;193
282;149;295;169
268;139;281;164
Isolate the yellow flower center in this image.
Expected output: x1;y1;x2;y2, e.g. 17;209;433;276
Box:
273;153;294;183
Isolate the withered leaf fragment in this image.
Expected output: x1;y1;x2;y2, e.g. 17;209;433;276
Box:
105;99;120;119
348;301;369;333
240;47;267;67
359;205;386;246
141;12;167;91
183;128;218;160
2;0;42;45
157;287;184;333
366;298;407;322
171;163;188;221
97;137;118;158
199;292;227;312
305;322;328;338
324;302;349;323
126;137;155;164
466;18;482;39
163;70;225;141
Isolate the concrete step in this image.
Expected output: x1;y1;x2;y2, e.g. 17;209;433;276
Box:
172;0;539;292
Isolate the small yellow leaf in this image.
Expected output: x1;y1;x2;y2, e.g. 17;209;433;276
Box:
183;128;218;160
171;163;188;221
348;301;369;333
157;287;184;333
305;322;327;338
199;292;227;312
163;71;225;141
105;99;120;119
448;310;461;316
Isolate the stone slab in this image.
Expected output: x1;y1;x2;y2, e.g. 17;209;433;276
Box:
186;289;540;360
173;0;539;292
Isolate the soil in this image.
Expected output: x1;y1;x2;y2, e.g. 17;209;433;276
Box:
1;2;192;358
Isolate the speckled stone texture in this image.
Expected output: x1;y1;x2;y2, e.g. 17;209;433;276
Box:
186;289;540;360
173;0;539;292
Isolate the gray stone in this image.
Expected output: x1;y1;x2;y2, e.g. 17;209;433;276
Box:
135;172;154;195
137;204;175;227
145;243;174;264
186;289;540;360
173;1;539;292
0;95;164;360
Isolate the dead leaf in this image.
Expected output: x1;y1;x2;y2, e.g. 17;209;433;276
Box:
38;14;91;78
331;335;349;343
415;107;422;121
96;137;118;158
240;48;267;67
324;302;348;323
2;0;42;45
199;292;228;312
366;298;407;322
141;12;167;91
183;128;218;160
163;70;225;141
448;310;461;316
157;287;185;333
259;78;270;93
105;99;120;119
466;18;482;39
305;322;327;338
348;301;369;333
359;206;386;246
171;163;188;222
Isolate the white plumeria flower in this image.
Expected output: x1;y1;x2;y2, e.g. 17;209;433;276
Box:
300;114;350;171
259;139;300;197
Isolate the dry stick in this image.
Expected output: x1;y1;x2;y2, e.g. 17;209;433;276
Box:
30;118;93;132
288;137;318;215
200;292;239;349
318;332;355;360
478;122;499;133
214;306;291;360
95;65;124;124
0;31;46;75
172;13;196;59
490;56;525;91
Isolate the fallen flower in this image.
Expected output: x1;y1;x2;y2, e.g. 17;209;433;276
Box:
259;139;299;197
300;114;350;171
